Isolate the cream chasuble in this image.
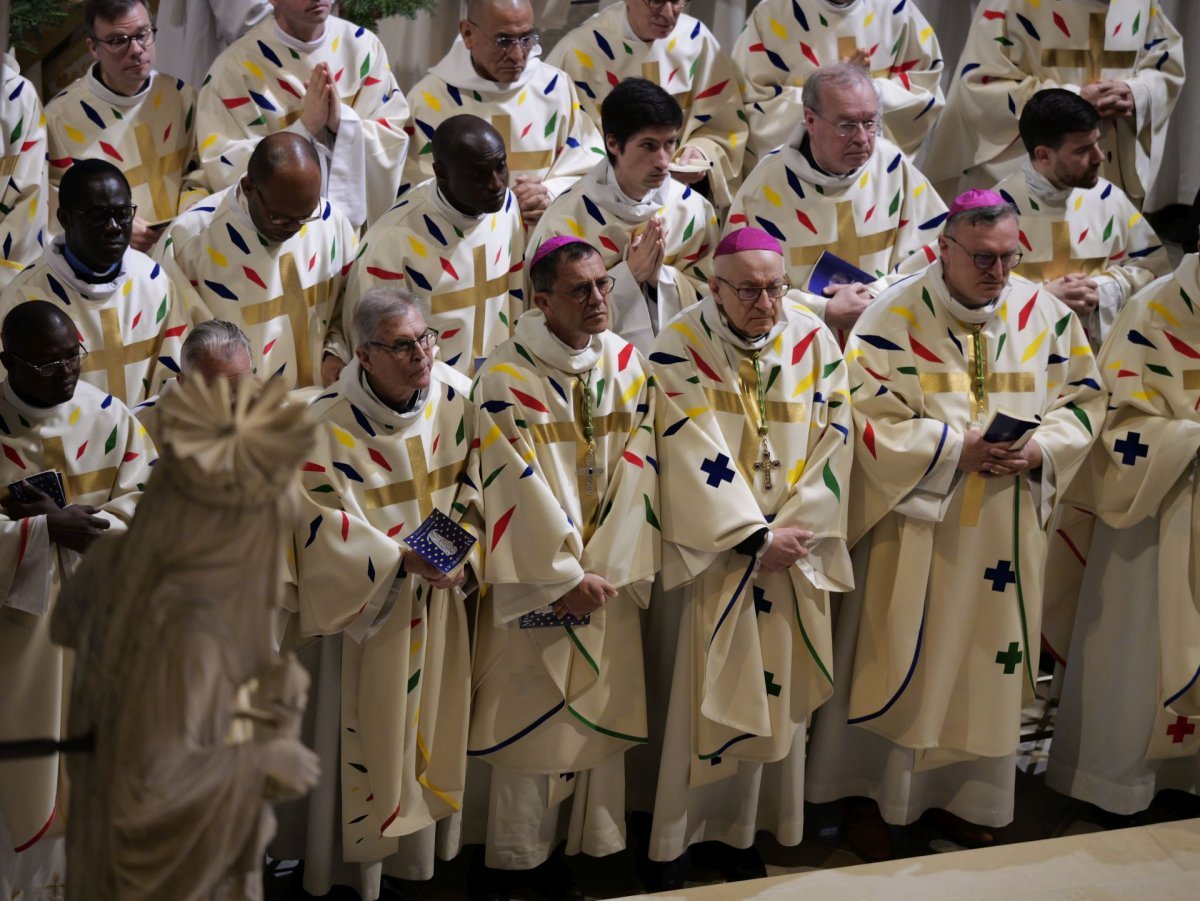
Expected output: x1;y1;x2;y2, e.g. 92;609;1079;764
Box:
644;296;853;858
544;5;747;207
404;41;603;202
840;264;1103;766
343;180;525;377
45;69;204;229
468;312;659;779
727;130;947;325
528;159;719;354
1044;256;1200;813
0;380;152;866
293;360;477;865
195;15;410;228
0;55;47;289
0;241;188;407
156;185;358;389
924;0;1185;205
733;0;944;165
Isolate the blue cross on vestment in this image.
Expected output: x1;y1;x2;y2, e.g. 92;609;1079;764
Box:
700;453;736;487
1114;431;1149;466
983;560;1016;593
753;587;774;616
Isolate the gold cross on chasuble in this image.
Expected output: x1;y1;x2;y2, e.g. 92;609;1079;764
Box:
239;251;327;387
639;62;695;118
790;201;895;271
1040;12;1138;83
363;435;463;520
1013;219;1107;283
430;243;511;368
80;306;163;404
39;436;119;504
490;113;554;173
834;38;892;80
123;122;191;224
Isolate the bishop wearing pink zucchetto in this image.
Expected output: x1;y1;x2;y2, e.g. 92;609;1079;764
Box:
803;191;1106;861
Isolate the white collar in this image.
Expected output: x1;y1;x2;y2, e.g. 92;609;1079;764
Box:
272;17;327;53
85;64;154;109
2;378;67;423
700;293;788;352
431;181;493;232
45;237;127;300
782;124;866;189
513;309;603;374
337;357;430;431
430;35;543;94
1022;157;1073;209
927;260;1005;324
580;159;667;224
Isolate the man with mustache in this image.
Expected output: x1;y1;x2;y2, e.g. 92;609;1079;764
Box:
404;0;603;226
44;0;205;253
546;0;748;207
156;132;359;390
195;0;410;229
0;159;188;407
528;79;719;353
343;116;525;377
727;63;947;337
806;191;1105;858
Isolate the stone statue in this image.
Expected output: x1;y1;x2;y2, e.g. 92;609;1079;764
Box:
52;376;320;900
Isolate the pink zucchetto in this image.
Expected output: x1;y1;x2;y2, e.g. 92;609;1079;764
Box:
948;189;1007;217
713;227;783;258
529;235;593;269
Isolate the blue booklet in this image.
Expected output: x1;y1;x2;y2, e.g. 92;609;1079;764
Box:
402;509;476;574
4;470;67;508
806;250;874;297
983;407;1040;450
520;607;590;629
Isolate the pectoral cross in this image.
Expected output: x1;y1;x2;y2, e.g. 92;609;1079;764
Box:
753;436;781;490
123;122;191;223
239;251;327;387
577;440;604;495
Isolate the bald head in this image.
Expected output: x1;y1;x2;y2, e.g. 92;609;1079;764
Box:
433;115;510;217
246;132;321;185
1;302;83;407
2;301;76;354
242;133;323;243
461;0;536;84
465;0;531;21
433;115;505;164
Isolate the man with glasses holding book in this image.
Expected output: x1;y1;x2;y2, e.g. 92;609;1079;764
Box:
0;159;188;407
156;133;359;390
44;0;206;252
403;0;603;226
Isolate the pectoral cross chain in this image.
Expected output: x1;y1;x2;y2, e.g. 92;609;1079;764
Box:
754;436;781;490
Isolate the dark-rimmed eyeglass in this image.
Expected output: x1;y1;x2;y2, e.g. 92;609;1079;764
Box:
90;27;157;52
66;205;137;228
9;348;88;377
264;208;322;228
467;21;541;53
812;113;880;140
551;276;616;304
366;328;439;358
945;235;1023;271
644;0;689;9
716;276;790;303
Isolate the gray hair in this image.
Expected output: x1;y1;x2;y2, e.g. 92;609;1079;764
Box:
180;320;252;374
944;203;1019;237
801;62;881;116
353;287;420;350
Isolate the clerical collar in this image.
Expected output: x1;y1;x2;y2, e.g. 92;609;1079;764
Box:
432;182;490;232
87;62;152;107
785;125;863;188
929;261;1005;324
799;134;834;178
229;184;280;247
62;240;123;284
586;159;667;223
273;17;326;53
514;309;602;374
621;5;677;43
2;378;66;421
340;357;429;429
701;294;787;351
46;238;126;299
1021;157;1073;209
430;36;542;94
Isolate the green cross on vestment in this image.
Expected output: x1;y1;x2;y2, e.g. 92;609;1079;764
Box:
995;642;1023;675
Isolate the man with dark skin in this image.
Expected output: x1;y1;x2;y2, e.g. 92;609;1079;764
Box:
56;160;136;277
343;114;526;377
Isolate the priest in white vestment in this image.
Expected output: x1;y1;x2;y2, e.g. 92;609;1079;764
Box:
0;301;153;899
464;237;660;899
156;133;358;390
195;0;410;228
528;78;719;354
155;0;271;88
924;0;1185;206
545;0;748;207
0;160;188;408
1045;254;1200;816
805;192;1105;854
0;54;47;289
643;227;853;886
344;116;525;377
45;0;204;252
727;63;947;335
404;0;604;225
292;289;478;900
733;0;944;165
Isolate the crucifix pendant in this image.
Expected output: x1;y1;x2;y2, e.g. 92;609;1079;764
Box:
578;440;604;495
753;437;781;490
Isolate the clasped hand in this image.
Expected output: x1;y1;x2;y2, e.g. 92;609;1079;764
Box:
2;481;110;554
958;430;1043;477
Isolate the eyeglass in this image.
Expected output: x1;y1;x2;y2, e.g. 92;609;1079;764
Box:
8;348;89;377
550;276;616;303
644;0;689;9
716;276;790;303
264;208;322;228
366;328;439;358
467;21;541;53
66;204;137;228
813;113;881;140
90;27;157;52
944;235;1024;271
